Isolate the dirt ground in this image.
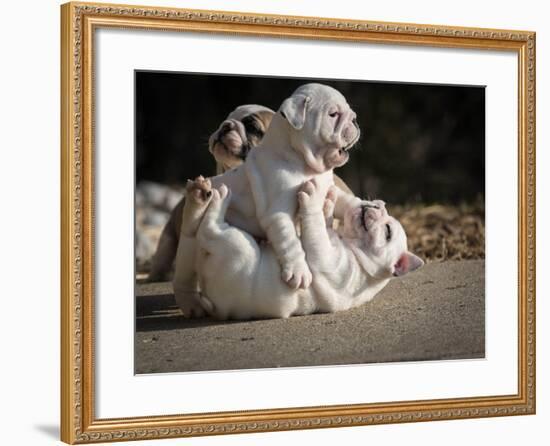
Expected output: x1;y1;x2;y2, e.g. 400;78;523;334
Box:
136;260;485;373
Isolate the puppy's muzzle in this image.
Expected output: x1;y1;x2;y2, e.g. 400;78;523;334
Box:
360;202;381;232
214;120;250;160
339;132;359;153
340;120;360;153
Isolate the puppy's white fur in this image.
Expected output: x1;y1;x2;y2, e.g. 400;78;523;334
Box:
193;180;423;320
173;84;361;315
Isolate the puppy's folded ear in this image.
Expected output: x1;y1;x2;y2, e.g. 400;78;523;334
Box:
393;252;424;277
279;94;310;130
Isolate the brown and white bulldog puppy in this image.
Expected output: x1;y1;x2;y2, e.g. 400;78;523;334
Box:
147;101;353;284
173;83;362;317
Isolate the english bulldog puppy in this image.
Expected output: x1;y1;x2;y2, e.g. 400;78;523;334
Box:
173;83;362;317
148;101;353;284
186;178;423;320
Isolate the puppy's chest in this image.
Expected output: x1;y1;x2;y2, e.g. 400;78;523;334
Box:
225;206;264;238
321;245;364;290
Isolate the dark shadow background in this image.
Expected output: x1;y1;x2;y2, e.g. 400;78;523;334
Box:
136;71;485;204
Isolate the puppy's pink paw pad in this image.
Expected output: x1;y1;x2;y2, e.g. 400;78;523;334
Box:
186;176;213;204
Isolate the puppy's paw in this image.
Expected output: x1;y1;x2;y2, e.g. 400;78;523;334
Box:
281;258;313;290
323;185;337;220
174;291;208;318
298;179;325;214
198;295;216;315
185;176;213;206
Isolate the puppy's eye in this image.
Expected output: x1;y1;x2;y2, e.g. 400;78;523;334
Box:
242;116;264;137
328;111;339;118
385;223;392;242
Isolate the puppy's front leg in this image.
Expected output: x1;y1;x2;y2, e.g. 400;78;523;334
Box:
260;203;312;290
332;186;362;220
298;180;338;271
245;156;311;290
173;177;213;318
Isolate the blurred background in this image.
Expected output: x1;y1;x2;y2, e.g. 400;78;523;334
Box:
135;71;485;274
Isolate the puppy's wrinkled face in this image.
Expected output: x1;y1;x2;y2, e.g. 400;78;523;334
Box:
344;200;424;279
209;104;274;171
280;83;360;173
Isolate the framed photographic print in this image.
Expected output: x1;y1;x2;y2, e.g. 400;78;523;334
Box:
60;1;536;443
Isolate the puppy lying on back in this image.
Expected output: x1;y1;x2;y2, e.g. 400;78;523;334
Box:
184;178;423;320
147;104;274;282
173;84;361;317
148;95;354;284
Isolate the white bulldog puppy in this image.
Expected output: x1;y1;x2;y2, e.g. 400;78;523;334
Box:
173;84;361;316
148;100;354;284
186;178;423;320
209;103;353;192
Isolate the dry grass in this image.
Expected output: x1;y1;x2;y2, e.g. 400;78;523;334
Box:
388;201;485;263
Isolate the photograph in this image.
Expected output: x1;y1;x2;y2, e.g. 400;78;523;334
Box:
59;3;535;442
134;71;486;374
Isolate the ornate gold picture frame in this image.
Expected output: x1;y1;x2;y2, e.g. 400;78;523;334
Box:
60;2;535;443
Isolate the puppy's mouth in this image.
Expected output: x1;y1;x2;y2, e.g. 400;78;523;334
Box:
360;205;368;232
338;147;349;157
236;141;251;160
338;134;360;156
212;132;250;159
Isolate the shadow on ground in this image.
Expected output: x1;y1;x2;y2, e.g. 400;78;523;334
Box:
136;287;243;332
34;425;59;440
135;260;485;374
